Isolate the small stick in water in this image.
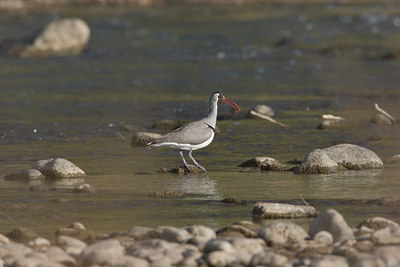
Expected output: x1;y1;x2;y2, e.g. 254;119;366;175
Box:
374;103;397;124
322;114;345;121
250;110;288;128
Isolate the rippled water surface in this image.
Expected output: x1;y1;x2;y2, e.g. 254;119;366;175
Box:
1;3;400;238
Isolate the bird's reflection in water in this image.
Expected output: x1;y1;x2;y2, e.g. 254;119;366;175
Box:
175;173;221;200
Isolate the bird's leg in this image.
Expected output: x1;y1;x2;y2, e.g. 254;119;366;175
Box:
179;150;195;170
188;149;207;172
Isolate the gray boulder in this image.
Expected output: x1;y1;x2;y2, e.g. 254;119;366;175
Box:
295;144;383;174
4;169;45;181
258;222;309;247
309;209;354;243
253;202;318;219
1;18;90;57
33;158;86;179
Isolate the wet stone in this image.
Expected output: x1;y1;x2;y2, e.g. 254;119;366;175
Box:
33;158;86;179
253;202;318;220
370;113;396;125
4;169;45;181
131;132;161;146
295;144;383;174
388;154;400;164
216;224;257;238
73;183;96;193
260;158;292;171
221;198;248;205
317;119;346;130
238;157;276;167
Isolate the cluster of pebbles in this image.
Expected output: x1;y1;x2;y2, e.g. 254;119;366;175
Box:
1;208;399;266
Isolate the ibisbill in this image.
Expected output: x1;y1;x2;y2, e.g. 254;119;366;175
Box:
147;92;240;172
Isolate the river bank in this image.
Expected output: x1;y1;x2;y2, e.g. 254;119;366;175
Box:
1;207;399;266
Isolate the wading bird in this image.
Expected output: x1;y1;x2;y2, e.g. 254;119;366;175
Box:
147;92;240;172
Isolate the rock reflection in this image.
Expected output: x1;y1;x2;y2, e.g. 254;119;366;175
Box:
176;173;220;200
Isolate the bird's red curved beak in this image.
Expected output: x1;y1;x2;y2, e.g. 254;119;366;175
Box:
222;97;240;113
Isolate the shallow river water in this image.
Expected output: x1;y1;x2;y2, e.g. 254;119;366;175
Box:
0;3;400;238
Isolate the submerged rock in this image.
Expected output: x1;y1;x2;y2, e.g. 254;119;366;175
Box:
370;113;396;125
317;119;347;129
247;104;275;118
309;209;354;243
33;158;86;179
295;144;383;174
1;18;90;57
253;202;318;220
131;132;161;146
260;158;292;171
388;154;400;164
4;169;45;181
73;183;96;193
238;157;288;169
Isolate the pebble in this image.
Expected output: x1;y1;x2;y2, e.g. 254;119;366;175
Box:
73;183;97;193
388;154;400;164
253;202;318;219
6;227;40;243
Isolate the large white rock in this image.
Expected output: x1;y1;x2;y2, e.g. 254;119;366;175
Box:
258;222;309;247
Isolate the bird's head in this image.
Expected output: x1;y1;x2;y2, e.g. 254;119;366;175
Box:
210;91;240;113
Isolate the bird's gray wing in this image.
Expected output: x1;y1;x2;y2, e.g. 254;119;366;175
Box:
150;120;213;145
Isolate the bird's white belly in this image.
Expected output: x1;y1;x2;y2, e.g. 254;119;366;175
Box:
157;131;215;151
